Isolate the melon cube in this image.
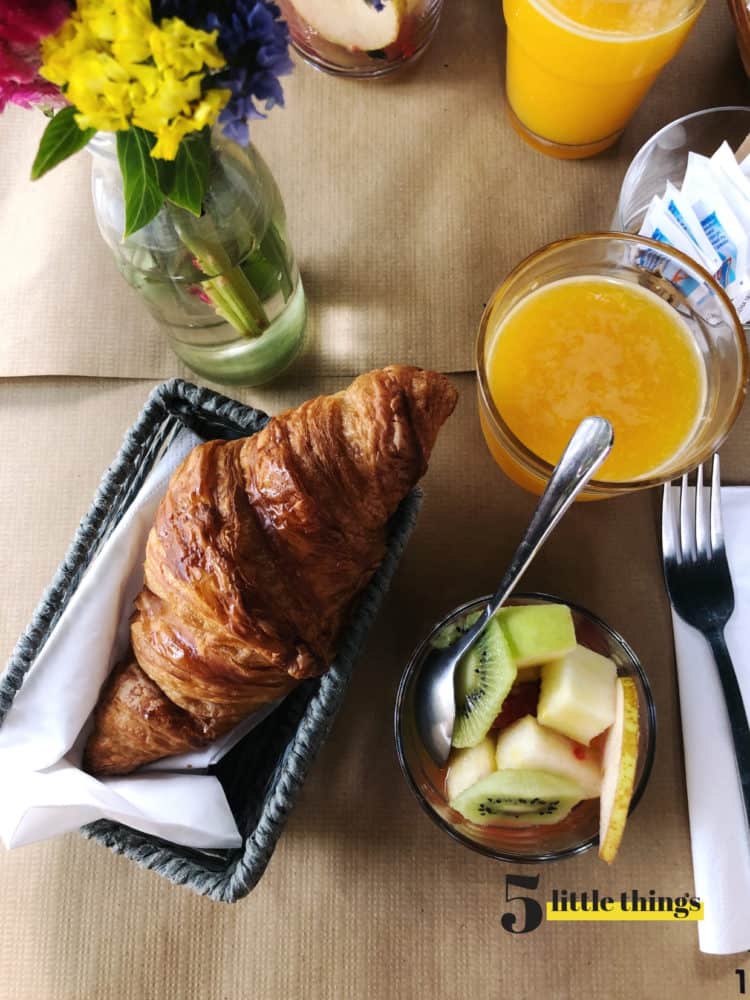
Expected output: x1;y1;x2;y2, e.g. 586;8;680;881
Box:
497;604;576;669
445;737;496;801
495;714;601;798
537;645;617;745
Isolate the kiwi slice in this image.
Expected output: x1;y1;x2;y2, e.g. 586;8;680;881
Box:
432;610;482;650
451;618;517;749
450;768;585;826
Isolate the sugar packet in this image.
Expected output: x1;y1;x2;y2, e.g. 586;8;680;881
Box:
681;151;748;295
711;142;750;229
662;181;723;277
638;195;713;309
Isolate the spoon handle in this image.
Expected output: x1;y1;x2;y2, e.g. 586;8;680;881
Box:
485;416;614;620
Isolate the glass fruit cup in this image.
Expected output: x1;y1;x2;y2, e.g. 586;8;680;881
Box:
277;0;444;78
476;233;748;498
394;593;656;863
503;0;705;159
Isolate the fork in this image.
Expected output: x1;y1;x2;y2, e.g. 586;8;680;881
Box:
662;455;750;833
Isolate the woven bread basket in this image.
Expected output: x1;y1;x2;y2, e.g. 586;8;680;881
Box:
0;379;422;901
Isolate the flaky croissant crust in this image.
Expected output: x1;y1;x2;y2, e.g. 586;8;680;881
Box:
84;366;457;775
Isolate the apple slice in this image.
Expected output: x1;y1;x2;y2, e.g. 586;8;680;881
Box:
445;737;497;801
288;0;407;52
537;644;617;745
599;677;640;863
495;714;602;798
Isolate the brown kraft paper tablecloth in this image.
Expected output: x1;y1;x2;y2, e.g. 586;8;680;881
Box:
0;373;750;998
0;0;745;379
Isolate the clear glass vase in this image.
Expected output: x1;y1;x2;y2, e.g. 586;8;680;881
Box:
89;132;307;386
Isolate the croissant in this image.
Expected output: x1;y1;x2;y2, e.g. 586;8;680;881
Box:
83;366;457;775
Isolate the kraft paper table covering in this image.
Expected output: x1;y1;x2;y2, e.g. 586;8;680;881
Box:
1;376;750;1000
0;0;746;381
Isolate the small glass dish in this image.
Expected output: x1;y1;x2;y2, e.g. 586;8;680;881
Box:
394;593;656;863
613;106;750;232
277;0;443;78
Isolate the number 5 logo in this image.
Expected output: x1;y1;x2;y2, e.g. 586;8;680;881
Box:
501;874;543;934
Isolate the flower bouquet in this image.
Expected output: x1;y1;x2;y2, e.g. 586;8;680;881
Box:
0;0;306;386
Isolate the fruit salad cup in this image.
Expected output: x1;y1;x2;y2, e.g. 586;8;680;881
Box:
395;594;656;863
277;0;444;77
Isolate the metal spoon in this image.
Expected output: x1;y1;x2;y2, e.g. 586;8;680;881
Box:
415;416;614;765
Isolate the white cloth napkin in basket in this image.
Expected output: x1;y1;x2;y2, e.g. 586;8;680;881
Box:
0;428;283;850
669;486;750;954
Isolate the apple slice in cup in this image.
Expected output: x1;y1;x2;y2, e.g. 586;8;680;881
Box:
287;0;408;52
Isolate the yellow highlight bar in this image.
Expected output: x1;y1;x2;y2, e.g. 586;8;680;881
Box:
546;902;704;922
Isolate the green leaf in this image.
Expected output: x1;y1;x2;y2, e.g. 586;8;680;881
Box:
166;129;211;216
116;128;164;237
154;156;176;198
31;107;95;180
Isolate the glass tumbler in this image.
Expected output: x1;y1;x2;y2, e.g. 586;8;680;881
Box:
503;0;705;159
476;233;748;498
395;594;656;863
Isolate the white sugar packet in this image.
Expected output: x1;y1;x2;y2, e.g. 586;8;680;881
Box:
0;428;278;850
662;180;723;277
681;152;750;302
637;196;714;310
669;487;750;954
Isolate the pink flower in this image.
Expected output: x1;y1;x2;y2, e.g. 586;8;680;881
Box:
0;1;70;113
0;1;70;47
188;284;214;305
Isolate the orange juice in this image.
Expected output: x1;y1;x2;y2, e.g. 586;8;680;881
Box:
503;0;704;155
484;277;705;483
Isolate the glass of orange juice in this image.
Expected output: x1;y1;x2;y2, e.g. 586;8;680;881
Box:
503;0;705;159
477;234;747;498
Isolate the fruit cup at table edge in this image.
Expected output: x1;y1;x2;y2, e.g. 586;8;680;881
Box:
476;233;749;500
503;0;705;159
394;593;656;864
276;0;444;78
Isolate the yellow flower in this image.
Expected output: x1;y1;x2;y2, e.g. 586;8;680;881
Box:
191;89;231;129
112;0;152;66
39;0;230;161
75;0;118;42
131;69;202;134
150;89;231;160
40;17;95;88
66;50;133;133
151;18;225;76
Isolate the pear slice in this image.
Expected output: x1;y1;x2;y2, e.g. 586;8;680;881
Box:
288;0;407;52
598;677;640;863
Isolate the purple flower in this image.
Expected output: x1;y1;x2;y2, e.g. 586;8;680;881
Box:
151;0;292;146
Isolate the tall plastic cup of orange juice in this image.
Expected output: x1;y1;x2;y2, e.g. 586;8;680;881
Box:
503;0;705;159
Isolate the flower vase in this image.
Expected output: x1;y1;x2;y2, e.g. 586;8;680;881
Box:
89;132;307;387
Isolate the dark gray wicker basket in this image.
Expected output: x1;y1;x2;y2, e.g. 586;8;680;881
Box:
0;379;422;902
